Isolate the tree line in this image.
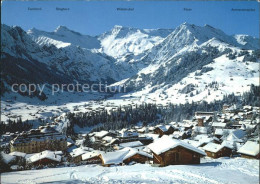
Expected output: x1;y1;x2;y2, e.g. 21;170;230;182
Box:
66;84;259;135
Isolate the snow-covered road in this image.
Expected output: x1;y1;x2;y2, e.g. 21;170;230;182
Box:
1;157;259;184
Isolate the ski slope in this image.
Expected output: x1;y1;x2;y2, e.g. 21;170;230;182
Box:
1;157;259;184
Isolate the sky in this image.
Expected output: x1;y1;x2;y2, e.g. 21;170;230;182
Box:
1;1;259;37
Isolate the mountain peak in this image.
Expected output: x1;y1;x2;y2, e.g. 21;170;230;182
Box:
113;25;123;29
54;25;82;36
54;25;70;32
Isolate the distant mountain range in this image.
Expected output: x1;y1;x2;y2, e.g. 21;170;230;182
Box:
1;23;259;104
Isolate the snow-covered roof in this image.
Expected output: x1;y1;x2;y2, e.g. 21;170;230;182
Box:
100;150;129;165
155;125;172;132
1;152;16;164
238;141;259;156
221;140;234;150
27;150;61;163
121;147;152;160
69;147;89;157
100;147;152;165
82;151;102;161
102;136;113;142
148;127;155;131
215;129;233;136
212;122;226;128
95;130;109;138
243;105;252;110
202;143;223;153
172;131;186;138
193;134;216;144
9;151;26;158
203;142;232;153
148;136;206;156
119;131;138;138
119;141;143;148
183;140;204;148
226;129;245;142
193;126;208;134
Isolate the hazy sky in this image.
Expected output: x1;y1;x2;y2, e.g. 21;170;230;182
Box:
2;1;259;37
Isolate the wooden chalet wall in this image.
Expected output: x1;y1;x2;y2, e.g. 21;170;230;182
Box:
31;158;59;166
123;153;151;164
153;146;201;166
205;147;232;159
241;153;260;160
84;156;102;164
154;127;175;137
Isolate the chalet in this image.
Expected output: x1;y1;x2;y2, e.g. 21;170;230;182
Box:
138;136;154;145
197;116;205;127
243;105;252;112
114;141;143;150
1;152;16;165
211;122;227;129
192;126;208;135
237;141;260;159
148;136;206;166
225;129;245;143
172;131;188;140
193;135;220;147
222;104;230;113
137;127;148;134
102;136;120;146
9;151;27;166
202;142;233;158
229;123;242;129
183;140;205;148
94;131;110;140
99;147;152;167
182;123;193;131
82;151;103;164
195;111;214;117
122;147;152;165
69;147;89;163
117;130;139;143
9;151;26;159
148;127;155;133
27;150;61;166
245;111;254;120
153;125;174;137
214;129;233;139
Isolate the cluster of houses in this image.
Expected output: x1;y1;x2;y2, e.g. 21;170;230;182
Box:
1;104;259;171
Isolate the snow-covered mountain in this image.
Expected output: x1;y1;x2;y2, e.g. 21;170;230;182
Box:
98;25;173;62
1;24;134;88
1;23;259;104
111;23;259;104
27;26;100;49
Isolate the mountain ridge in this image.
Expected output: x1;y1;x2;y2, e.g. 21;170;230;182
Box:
1;23;259;104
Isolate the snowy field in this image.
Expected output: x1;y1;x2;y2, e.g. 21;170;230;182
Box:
1;157;259;184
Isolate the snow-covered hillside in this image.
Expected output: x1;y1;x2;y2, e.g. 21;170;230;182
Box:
1;157;259;184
